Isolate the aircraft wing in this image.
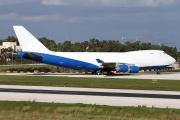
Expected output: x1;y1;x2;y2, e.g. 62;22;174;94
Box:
96;59;135;69
100;63;117;68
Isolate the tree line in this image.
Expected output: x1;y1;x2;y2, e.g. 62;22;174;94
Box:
0;36;179;65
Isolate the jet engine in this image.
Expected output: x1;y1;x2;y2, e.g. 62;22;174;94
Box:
119;65;128;72
118;64;139;73
129;66;139;73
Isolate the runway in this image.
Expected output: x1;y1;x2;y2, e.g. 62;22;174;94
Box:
0;85;180;109
1;72;180;80
0;87;180;99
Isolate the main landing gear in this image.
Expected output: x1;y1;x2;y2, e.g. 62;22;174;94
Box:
91;70;114;75
106;71;115;75
91;70;103;75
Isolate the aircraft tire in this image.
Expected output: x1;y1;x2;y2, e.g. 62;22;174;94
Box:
156;69;161;75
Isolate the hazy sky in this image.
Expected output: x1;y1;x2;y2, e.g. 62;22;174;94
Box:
0;0;179;50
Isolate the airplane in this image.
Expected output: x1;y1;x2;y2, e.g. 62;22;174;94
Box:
13;26;176;75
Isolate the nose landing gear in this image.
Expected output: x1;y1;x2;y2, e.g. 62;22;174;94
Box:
156;69;161;74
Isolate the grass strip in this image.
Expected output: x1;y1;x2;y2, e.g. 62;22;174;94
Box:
0;101;180;120
0;75;180;91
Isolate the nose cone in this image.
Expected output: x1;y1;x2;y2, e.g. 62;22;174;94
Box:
169;57;176;64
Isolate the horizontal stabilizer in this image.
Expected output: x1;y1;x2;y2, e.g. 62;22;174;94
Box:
23;52;43;59
6;52;18;55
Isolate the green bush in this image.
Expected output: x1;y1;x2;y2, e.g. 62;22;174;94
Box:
0;65;89;73
1;66;52;72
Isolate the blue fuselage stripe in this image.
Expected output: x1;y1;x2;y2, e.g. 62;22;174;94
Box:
31;52;100;70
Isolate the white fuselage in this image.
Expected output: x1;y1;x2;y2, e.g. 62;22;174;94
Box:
46;50;175;68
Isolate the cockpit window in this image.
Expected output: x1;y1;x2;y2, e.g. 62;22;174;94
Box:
163;52;166;54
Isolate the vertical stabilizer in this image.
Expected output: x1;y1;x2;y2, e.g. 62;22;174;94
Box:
13;26;50;53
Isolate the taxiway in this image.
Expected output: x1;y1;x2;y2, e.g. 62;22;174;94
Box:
1;72;180;80
0;85;180;109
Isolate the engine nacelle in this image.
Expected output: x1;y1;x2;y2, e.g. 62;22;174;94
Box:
18;52;25;59
129;66;139;73
119;65;128;72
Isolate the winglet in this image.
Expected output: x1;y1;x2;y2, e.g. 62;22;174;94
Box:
13;26;50;53
96;59;104;63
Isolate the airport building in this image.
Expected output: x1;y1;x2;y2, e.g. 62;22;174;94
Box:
0;42;21;53
168;62;179;69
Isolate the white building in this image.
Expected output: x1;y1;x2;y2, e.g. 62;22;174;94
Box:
168;62;180;69
0;42;21;53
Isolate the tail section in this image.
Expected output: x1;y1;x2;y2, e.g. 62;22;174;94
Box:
13;26;50;53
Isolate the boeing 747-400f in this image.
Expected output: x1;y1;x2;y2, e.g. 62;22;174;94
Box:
13;26;176;75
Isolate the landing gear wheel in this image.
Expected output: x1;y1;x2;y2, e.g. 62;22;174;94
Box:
107;71;114;75
92;70;103;75
91;71;96;75
96;71;103;75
